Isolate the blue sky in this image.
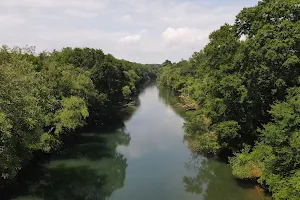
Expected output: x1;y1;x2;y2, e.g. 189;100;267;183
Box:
0;0;258;63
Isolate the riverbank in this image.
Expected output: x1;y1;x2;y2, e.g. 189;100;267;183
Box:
1;85;271;200
168;91;272;200
0;94;142;199
175;93;199;111
0;108;138;200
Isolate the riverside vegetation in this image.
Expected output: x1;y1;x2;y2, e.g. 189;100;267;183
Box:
1;0;299;199
157;0;300;199
0;46;158;186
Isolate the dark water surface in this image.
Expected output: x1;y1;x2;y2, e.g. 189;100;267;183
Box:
6;84;270;200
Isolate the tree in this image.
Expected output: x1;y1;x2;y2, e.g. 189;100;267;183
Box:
157;0;300;198
0;45;154;183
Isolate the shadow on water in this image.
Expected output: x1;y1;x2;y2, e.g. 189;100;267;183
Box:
1;81;158;200
1;83;273;200
157;86;272;200
157;86;187;118
1;125;131;200
182;155;270;200
236;179;273;199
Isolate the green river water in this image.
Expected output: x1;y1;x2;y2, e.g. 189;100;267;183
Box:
4;84;271;200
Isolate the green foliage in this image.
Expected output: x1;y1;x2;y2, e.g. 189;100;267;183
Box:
122;86;131;99
157;0;300;198
54;96;89;134
0;46;155;183
258;88;300;199
184;111;208;134
187;133;221;154
231;88;300;198
214;121;241;150
230;144;272;179
0;49;46;179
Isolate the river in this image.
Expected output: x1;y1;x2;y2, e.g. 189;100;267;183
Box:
4;84;270;200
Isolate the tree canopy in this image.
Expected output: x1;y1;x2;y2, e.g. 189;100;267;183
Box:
157;0;300;199
0;46;158;183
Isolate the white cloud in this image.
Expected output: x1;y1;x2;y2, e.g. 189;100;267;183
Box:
64;9;99;19
139;29;148;34
117;14;132;22
119;34;141;44
162;27;208;45
0;0;105;10
0;13;26;25
0;0;259;63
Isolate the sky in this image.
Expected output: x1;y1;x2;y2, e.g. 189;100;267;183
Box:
0;0;258;64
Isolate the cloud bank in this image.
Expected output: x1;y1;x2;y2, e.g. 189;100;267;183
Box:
0;0;258;63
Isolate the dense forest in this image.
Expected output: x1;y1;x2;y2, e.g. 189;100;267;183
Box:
157;0;300;199
0;46;157;185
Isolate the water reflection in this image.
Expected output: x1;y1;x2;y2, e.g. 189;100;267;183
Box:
183;155;269;200
158;86;270;200
4;84;271;200
117;85;186;161
158;87;186;117
7;128;130;200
